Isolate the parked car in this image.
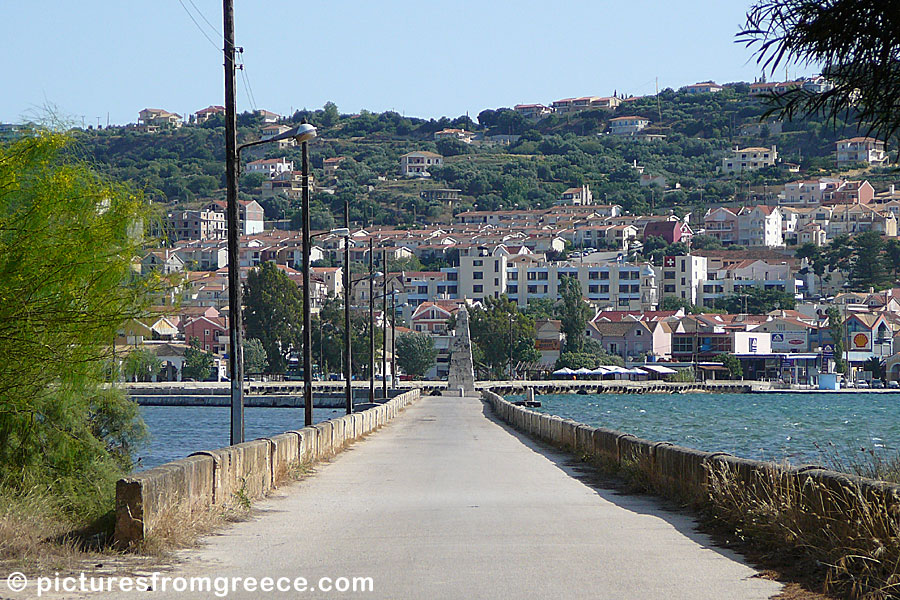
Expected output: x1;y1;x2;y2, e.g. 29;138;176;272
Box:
888;381;900;389
857;380;870;388
872;380;885;389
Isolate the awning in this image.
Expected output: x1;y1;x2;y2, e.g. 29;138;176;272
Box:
552;367;576;375
640;365;677;374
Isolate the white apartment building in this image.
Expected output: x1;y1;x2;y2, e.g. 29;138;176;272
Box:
506;260;658;312
737;205;784;247
514;104;553;120
720;145;777;175
400;151;443;177
659;255;707;305
558;185;593;206
699;260;797;308
836;137;888;167
778;179;834;206
446;246;657;311
609;116;650;136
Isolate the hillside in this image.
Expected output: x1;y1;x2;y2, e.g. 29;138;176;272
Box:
70;86;897;229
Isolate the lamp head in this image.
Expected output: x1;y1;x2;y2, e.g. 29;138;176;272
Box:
330;227;351;238
291;123;317;143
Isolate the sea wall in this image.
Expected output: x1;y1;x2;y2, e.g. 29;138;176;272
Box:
114;389;420;547
483;389;900;524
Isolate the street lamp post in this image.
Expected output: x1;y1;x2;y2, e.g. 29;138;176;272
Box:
382;248;388;399
391;290;397;393
369;237;375;404
343;197;352;414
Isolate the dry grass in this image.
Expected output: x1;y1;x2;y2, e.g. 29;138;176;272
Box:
139;458;317;557
0;488;109;574
705;461;900;599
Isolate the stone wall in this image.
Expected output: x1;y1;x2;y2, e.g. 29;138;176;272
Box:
114;389;420;547
483;390;900;526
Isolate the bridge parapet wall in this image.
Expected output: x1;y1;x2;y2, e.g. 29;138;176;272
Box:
114;389;421;547
482;389;900;532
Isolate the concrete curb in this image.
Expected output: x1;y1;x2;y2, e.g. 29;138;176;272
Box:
482;389;900;532
114;389;421;547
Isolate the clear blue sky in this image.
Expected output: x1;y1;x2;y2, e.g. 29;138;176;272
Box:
1;1;817;126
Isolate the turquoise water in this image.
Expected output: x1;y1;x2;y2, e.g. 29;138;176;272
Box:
136;406;343;470
511;393;900;464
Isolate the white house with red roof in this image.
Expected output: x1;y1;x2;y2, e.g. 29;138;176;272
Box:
193;105;225;124
246;157;294;178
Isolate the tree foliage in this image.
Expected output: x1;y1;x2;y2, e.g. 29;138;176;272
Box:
716;353;744;379
828;306;847;374
0;132;156;515
123;349;162;382
719;287;796;314
468;295;540;379
739;0;900;144
182;337;215;381
395;332;437;378
557;276;592;353
243;262;304;373
243;338;269;375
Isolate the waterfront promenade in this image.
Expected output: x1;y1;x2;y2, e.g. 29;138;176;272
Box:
98;395;780;599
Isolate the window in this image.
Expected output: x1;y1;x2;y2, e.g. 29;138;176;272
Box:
589;271;599;280
600;272;609;280
473;272;483;280
538;272;548;280
528;285;538;293
494;260;499;272
448;272;458;281
664;284;676;293
473;285;483;293
681;277;686;285
673;337;693;353
494;278;499;286
600;284;609;293
473;259;483;266
664;271;675;280
508;271;517;280
448;286;457;294
619;285;629;293
508;285;518;293
527;272;537;281
205;329;210;336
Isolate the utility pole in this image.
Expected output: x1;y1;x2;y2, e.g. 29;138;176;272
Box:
223;0;244;445
343;197;352;414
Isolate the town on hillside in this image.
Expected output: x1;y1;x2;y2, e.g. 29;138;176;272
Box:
9;76;900;388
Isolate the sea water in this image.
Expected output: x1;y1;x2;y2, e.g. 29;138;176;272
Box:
512;392;900;465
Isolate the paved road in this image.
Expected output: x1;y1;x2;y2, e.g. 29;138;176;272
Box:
101;395;781;599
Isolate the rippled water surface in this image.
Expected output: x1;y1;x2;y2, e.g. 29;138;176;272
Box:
137;406;344;470
511;393;900;464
